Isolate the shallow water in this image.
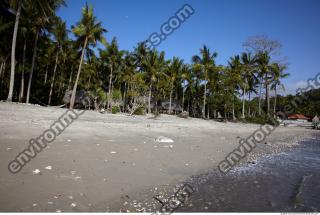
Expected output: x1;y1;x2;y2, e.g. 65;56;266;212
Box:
179;136;320;212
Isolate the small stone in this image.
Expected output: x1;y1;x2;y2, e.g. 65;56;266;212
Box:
71;203;77;207
110;151;117;154
33;203;37;207
68;196;73;200
48;202;53;205
45;166;52;170
155;136;174;143
56;209;62;213
32;169;41;175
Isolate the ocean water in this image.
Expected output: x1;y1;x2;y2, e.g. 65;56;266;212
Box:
179;136;320;212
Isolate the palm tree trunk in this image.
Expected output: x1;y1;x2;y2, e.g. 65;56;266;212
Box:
44;65;48;84
273;86;277;116
258;81;262;116
242;87;246;119
123;82;127;112
7;0;22;102
265;73;270;116
68;66;73;89
169;83;173;114
107;66;113;109
182;88;185;112
232;95;235;120
19;40;26;102
26;30;39;104
202;82;207;118
48;51;59;105
70;37;88;109
0;62;4;81
148;83;152;114
248;92;251;117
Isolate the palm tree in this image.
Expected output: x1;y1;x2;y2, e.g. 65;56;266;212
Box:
192;45;217;118
48;18;68;105
167;57;183;114
25;0;66;103
240;52;257;118
143;50;167;113
271;63;289;115
99;38;123;110
69;3;107;109
256;51;273;116
7;0;22;101
227;55;242;120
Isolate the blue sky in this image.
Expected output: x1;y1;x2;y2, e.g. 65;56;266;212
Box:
57;0;320;95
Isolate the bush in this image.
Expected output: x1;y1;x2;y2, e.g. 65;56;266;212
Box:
111;106;120;114
133;106;145;115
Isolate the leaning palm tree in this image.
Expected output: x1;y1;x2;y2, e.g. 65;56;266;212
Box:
192;45;217;118
69;3;107;109
48;18;68;105
271;63;289;115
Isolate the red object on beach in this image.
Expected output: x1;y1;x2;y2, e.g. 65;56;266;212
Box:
288;114;310;120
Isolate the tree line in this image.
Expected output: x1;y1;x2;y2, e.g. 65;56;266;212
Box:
1;1;295;121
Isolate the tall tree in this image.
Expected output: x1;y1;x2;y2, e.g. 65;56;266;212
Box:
270;63;289;115
26;0;66;103
69;3;106;109
7;0;22;101
48;18;68;105
240;52;257;118
256;51;273;116
167;57;183;114
99;38;123;110
192;45;217;118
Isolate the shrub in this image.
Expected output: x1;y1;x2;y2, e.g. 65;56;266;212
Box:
111;106;120;114
133;106;145;115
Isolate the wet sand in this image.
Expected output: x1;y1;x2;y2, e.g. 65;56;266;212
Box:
0;102;318;212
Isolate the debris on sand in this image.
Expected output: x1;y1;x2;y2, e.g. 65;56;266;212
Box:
110;151;117;154
55;209;62;213
6;147;12;151
44;166;52;170
32;169;41;175
32;203;37;207
71;203;77;207
155;136;174;143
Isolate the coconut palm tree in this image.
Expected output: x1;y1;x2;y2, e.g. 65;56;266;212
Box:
143;50;167;113
271;63;289;115
240;52;257;118
69;3;107;109
26;0;66;103
192;45;217;118
167;57;183;114
99;37;123;109
256;51;273;116
48;18;68;105
7;0;22;101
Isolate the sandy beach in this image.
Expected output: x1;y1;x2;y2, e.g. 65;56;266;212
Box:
0;102;318;212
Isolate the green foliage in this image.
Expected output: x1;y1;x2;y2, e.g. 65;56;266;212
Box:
111;106;120;114
133;106;145;115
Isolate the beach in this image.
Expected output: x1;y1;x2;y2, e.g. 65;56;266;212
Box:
0;102;318;212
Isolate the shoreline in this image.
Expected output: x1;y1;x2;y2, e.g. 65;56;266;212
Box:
0;102;318;212
108;134;319;212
